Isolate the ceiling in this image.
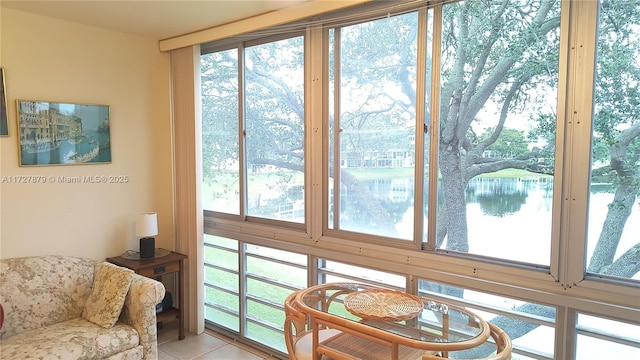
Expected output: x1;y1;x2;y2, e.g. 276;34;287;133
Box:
0;0;309;40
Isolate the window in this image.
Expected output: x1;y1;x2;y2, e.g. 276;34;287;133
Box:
201;49;240;214
433;0;560;264
204;235;240;331
245;36;305;222
586;0;640;282
419;280;556;359
204;235;307;353
201;35;305;223
328;11;419;240
317;259;407;288
576;314;640;359
197;1;639;359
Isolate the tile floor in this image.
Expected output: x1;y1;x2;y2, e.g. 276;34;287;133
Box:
157;321;278;360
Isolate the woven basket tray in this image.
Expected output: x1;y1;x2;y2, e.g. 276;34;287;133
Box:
343;289;423;322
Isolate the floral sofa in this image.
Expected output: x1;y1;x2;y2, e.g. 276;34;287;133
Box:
0;255;165;360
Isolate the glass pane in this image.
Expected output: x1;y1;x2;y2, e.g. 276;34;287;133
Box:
245;244;307;266
419;279;556;359
576;336;640;360
576;314;640;359
319;260;406;288
587;0;640;281
330;12;419;239
246;247;307;289
245;36;305;222
578;314;640;344
243;245;307;351
204;235;240;331
201;49;241;214
435;0;560;265
205;306;239;332
246;298;284;329
205;265;238;290
246;320;286;353
246;279;291;306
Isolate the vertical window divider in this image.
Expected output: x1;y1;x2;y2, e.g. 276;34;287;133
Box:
238;46;248;220
557;0;599;288
238;241;247;337
307;24;325;240
426;4;443;250
555;306;577;360
550;0;572;285
332;28;342;232
413;7;428;249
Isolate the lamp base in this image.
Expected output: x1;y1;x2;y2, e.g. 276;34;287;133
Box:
139;237;155;259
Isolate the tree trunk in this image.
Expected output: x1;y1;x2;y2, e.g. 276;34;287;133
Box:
439;144;469;252
587;182;636;273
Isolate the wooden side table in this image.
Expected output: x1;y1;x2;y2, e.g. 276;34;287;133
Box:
107;249;187;340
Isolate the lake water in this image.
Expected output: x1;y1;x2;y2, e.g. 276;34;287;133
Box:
379;177;639;271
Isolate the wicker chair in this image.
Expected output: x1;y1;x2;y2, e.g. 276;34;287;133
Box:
421;322;512;360
284;290;341;360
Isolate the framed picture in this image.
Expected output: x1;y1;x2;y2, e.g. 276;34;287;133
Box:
0;68;8;136
17;100;111;166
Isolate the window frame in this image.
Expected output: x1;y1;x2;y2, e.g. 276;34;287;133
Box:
198;1;640;343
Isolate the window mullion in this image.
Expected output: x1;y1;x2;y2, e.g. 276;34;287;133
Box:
332;28;342;231
558;0;599;288
306;25;325;240
413;7;428;249
238;46;248;220
425;4;443;250
555;306;577;360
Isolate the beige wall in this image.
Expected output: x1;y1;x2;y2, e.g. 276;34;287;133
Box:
0;8;174;261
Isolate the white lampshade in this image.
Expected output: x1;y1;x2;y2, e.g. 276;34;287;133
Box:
135;213;158;237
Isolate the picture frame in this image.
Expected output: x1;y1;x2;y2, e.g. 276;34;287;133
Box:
17;100;111;166
0;68;8;136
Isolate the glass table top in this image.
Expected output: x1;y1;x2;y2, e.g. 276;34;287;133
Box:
298;282;486;344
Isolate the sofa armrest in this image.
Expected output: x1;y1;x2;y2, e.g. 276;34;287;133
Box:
120;274;165;360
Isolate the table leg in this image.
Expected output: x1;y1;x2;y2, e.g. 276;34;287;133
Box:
178;259;185;340
312;317;319;360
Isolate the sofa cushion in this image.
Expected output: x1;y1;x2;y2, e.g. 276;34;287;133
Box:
82;262;134;328
0;256;95;338
104;346;144;360
0;317;139;360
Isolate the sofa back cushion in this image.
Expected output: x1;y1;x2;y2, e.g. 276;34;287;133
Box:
82;262;134;328
0;255;95;338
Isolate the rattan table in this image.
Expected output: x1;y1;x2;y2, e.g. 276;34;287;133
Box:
295;283;490;360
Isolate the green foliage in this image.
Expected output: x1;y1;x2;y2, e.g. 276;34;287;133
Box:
477;127;529;158
201;50;241;182
593;0;640;168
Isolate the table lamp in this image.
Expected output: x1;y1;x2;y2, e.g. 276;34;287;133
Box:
136;212;158;259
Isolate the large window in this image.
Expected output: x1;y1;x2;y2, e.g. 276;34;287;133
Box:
199;1;639;359
328;11;419;240
201;35;305;223
245;36;305;222
201;49;240;214
433;0;559;264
